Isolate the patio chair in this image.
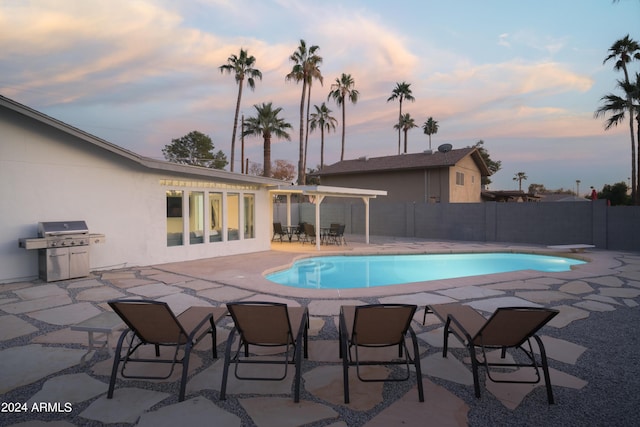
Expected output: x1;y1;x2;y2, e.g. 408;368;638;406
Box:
107;299;228;402
428;303;559;404
302;223;317;245
294;222;306;241
220;302;309;402
272;222;287;242
339;304;424;403
328;223;346;245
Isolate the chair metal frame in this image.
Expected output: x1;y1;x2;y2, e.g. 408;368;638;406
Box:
272;222;287;242
429;303;559;404
220;301;309;402
107;299;227;401
339;304;424;403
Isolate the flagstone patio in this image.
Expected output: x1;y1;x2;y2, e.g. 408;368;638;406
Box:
1;237;639;426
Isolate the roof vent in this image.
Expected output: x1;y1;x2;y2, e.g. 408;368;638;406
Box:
358;156;368;161
423;149;433;155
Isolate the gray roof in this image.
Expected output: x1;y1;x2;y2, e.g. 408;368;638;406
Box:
316;147;491;176
1;95;283;187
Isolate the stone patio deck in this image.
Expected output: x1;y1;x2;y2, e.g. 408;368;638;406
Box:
1;237;639;426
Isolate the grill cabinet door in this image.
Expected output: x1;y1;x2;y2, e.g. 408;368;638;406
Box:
69;247;89;279
40;248;69;282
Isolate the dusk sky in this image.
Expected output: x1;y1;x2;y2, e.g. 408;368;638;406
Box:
2;0;639;194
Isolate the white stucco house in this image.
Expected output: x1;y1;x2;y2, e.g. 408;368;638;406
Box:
1;96;385;284
0;95;292;284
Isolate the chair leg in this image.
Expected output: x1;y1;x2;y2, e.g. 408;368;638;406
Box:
220;328;237;400
107;329;129;399
178;342;193;402
442;318;451;357
534;335;555;404
339;314;350;404
468;343;482;399
409;328;425;402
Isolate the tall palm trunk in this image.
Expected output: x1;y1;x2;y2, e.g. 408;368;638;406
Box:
340;102;346;161
231;78;244;172
397;99;402;155
263;134;272;177
298;81;306;184
303;83;312;182
618;63;638;204
320;125;325;168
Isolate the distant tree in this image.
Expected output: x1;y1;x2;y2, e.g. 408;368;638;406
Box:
328;73;359;161
599;182;631;205
387;82;415;155
393;113;417;153
162;131;228;169
242;102;292;177
309;102;337;168
422;117;439;151
305;165;321;185
271;159;296;181
513;171;528;191
286;40;323;185
528;183;547;194
247;161;263;176
470;140;501;187
219;49;262;172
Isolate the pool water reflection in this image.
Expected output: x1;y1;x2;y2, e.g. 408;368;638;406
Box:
266;253;586;289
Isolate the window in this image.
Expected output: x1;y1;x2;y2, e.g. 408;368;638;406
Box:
209;192;223;242
189;191;204;244
227;193;240;241
456;172;465;186
166;190;183;246
244;194;255;239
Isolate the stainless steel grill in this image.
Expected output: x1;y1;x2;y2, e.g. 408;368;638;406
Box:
19;221;105;282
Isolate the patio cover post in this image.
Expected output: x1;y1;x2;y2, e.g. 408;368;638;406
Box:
314;195;325;251
286;193;292;227
362;197;370;244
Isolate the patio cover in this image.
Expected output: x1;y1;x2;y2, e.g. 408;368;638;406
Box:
270;185;387;250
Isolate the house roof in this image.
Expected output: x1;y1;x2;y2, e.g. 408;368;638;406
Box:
316;147;491;177
0;95;283;187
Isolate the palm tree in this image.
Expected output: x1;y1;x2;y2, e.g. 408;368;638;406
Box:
328;73;359;161
242;102;292;177
286;40;323;184
393;113;417;153
309;102;338;169
219;49;262;172
602;35;640;204
422;117;439;151
387;82;415;155
513;172;528;192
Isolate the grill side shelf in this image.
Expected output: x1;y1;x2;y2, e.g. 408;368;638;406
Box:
18;238;48;250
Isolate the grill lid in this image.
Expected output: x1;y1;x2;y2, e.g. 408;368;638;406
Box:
38;221;89;237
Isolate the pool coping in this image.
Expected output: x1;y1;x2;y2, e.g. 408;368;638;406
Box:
156;242;620;300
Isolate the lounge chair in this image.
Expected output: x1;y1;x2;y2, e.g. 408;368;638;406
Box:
220;302;309;402
302;223;317;245
428;303;559;404
272;222;287;242
339;304;424;403
107;299;228;401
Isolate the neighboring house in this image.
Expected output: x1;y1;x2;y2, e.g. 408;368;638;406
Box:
0;95;284;283
315;147;491;203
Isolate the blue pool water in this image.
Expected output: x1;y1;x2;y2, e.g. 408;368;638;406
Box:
266;253;586;289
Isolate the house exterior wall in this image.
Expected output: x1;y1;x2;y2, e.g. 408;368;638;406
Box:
320;155;482;204
0;107;272;283
449;155;482;203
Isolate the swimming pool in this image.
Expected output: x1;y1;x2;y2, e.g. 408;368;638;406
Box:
266;253;586;289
